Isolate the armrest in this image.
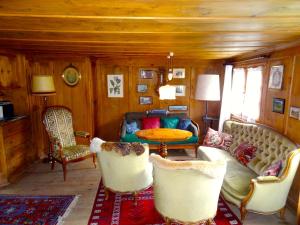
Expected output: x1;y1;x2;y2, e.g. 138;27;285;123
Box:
120;119;127;138
256;176;280;183
188;120;199;137
74;131;90;138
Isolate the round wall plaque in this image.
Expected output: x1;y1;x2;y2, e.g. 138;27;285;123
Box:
62;64;81;86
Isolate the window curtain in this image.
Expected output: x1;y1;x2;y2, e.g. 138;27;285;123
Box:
231;68;246;117
243;66;263;122
218;65;233;131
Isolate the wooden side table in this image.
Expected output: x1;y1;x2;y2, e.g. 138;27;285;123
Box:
136;128;192;157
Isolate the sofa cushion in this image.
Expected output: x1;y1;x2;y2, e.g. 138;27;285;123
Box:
142;117;160;129
233;142;257;166
121;134;198;145
197;146;235;162
262;160;282;176
177;118;191;130
203;128;233;151
161;117;179;129
126;121;140;134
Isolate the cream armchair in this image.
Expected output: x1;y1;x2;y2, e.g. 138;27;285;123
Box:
150;154;227;225
90;138;153;203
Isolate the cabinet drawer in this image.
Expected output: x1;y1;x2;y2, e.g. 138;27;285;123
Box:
3;118;30;138
4;131;30;149
7;150;26;178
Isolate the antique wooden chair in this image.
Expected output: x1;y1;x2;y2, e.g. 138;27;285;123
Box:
42;106;96;181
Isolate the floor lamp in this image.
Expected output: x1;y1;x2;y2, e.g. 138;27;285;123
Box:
195;74;220;134
31;75;56;161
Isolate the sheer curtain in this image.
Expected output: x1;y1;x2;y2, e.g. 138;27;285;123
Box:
218;65;233;131
231;68;246;117
243;66;263;122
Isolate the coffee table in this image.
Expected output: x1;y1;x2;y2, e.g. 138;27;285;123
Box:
135;128;192;158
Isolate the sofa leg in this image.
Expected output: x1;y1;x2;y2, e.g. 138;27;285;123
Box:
240;206;247;221
279;207;285;219
206;219;213;225
165;217;171;225
133;191;138;206
195;146;198;158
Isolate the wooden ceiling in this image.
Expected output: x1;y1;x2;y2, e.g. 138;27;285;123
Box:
0;0;300;59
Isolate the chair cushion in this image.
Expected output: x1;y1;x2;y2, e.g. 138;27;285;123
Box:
161;117;179;129
53;145;91;161
177;118;191;130
142;117;160;129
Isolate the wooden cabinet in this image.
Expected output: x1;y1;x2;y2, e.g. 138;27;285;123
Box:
0;116;31;185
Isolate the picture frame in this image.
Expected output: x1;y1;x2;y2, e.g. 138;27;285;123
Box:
174;85;186;96
137;84;148;93
272;98;285;114
107;74;124;98
62;64;81;86
268;65;284;89
289;106;300;119
168;105;188;111
173;68;185;79
139;68;157;79
139;96;153;105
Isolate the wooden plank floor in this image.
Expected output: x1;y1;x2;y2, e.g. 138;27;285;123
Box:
0;150;297;225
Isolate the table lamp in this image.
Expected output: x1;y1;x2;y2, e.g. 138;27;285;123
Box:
31;75;56;106
195;74;220;133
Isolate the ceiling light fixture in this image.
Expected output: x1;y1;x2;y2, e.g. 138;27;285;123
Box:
167;52;174;81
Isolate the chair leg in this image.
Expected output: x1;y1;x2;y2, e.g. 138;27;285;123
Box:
240;205;248;222
92;153;96;168
279;207;285;219
165;217;171;225
62;162;67;181
51;159;55;170
104;188;109;200
206;219;213;225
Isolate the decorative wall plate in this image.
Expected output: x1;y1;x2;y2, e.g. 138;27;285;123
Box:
62;64;81;86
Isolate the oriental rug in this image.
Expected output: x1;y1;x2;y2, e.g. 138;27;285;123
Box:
0;194;78;225
88;183;242;225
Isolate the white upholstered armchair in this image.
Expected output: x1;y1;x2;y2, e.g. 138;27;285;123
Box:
150;154;227;225
91;139;153;204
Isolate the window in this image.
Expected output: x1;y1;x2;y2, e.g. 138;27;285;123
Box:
231;66;263;122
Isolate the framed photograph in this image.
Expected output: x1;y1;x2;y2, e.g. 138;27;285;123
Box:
272;98;285;114
140;68;156;79
137;84;148;93
173;68;185;79
107;74;123;98
174;85;186;96
168;105;188;111
139;96;153;105
289;106;300;119
268;65;284;89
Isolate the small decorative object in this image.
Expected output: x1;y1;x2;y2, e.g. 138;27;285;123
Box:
168;105;188;111
137;84;148;93
140;68;156;79
62;64;81;86
139;96;152;105
107;74;123;98
289;106;300;119
174;85;186;96
173;68;185;79
268;65;284;89
272;98;285;114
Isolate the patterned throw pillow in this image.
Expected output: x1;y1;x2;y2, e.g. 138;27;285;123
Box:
263;160;283;176
234;142;257;166
126;121;140;134
161;117;179;129
203;128;233;151
177;118;191;130
142;117;160;129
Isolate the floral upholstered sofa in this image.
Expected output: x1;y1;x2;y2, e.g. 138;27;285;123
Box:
120;111;199;155
197;120;300;221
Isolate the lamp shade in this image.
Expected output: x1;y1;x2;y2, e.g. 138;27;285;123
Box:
195;74;220;101
31;75;56;96
159;85;176;100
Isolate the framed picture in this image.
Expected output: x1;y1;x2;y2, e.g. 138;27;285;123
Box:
268;65;284;89
107;74;123;98
140;68;156;79
173;68;185;79
272;98;285;114
139;96;153;105
168;105;188;111
174;85;186;96
289;106;300;119
137;84;148;93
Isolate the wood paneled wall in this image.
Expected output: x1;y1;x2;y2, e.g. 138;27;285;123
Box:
94;57;223;141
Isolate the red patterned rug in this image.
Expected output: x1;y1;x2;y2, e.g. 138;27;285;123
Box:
0;194;77;225
88;183;242;225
